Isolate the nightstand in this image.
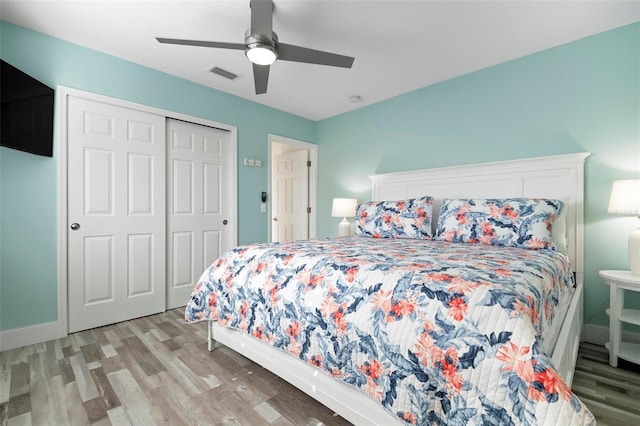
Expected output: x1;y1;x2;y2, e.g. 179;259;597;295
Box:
599;270;640;367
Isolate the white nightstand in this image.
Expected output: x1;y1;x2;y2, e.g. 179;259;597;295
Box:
599;270;640;367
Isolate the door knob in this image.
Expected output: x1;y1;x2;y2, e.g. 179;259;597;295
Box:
273;217;278;221
222;220;228;225
70;223;80;230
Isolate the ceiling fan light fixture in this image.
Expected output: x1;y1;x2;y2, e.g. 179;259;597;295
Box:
246;44;277;66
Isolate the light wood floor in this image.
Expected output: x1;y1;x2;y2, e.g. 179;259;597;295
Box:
1;309;639;425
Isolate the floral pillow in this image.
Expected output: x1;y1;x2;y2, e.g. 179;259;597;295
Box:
355;196;433;239
434;198;564;250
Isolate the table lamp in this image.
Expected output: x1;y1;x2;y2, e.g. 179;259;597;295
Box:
332;198;357;237
608;179;640;276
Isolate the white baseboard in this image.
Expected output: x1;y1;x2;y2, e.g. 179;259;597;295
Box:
582;323;640;346
0;320;65;352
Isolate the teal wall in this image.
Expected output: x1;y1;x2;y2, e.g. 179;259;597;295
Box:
2;21;638;336
316;23;640;332
0;22;315;331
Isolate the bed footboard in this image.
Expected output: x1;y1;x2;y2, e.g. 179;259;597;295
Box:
206;283;584;425
208;321;401;425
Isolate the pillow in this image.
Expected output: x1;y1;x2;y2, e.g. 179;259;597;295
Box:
552;201;568;254
434;198;564;250
355;196;433;239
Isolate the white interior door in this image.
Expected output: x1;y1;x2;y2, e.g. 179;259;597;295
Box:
271;149;309;242
67;96;166;333
167;119;234;309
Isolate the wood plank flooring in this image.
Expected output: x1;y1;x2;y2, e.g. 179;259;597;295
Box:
0;309;349;426
572;342;640;426
1;309;639;425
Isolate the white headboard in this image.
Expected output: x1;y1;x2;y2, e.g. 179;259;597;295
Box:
369;153;590;280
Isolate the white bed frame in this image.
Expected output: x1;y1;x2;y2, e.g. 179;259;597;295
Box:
208;152;590;425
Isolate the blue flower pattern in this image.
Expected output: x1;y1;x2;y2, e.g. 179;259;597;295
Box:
435;198;563;250
355;196;433;239
185;237;594;425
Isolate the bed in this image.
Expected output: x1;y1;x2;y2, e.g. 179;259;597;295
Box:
185;153;595;425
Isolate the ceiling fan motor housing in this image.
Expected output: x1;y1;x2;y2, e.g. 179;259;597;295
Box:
245;29;278;65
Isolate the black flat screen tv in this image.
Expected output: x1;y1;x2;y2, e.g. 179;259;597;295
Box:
1;60;55;157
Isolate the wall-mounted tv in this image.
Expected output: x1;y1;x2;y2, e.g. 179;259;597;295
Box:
1;60;55;157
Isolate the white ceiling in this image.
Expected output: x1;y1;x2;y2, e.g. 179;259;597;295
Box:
2;0;639;121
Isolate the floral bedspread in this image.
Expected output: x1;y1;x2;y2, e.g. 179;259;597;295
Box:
185;237;595;425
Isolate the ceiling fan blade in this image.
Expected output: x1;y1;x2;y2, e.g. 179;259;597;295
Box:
278;43;354;68
250;0;273;40
253;63;270;94
156;37;246;50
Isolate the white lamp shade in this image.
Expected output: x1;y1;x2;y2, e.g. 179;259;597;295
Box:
608;179;640;215
608;179;640;276
331;198;357;218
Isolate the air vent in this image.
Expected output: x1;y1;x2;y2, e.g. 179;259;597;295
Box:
209;66;238;80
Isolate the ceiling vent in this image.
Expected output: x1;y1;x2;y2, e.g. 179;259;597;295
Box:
209;66;238;80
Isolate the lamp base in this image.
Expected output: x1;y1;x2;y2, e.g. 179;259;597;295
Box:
338;218;351;237
630;228;640;277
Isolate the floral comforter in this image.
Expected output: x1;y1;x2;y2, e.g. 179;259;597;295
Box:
185;237;595;425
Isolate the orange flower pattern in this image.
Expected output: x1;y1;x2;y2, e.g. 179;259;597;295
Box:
355;196;433;239
436;198;564;250
186;237;594;425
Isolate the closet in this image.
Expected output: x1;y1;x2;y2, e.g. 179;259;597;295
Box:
63;91;236;333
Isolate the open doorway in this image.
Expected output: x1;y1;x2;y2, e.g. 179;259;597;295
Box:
268;134;317;242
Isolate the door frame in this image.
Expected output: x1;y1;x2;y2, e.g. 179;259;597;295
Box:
57;86;237;337
267;134;317;242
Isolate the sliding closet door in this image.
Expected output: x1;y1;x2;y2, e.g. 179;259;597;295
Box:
67;96;166;333
167;119;234;309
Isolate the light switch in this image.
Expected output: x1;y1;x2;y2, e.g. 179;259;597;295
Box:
260;203;267;213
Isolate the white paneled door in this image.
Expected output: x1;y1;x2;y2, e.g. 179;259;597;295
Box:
67;96;166;333
271;149;309;242
167;119;234;309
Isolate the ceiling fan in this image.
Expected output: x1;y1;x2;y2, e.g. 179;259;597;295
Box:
156;0;355;95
